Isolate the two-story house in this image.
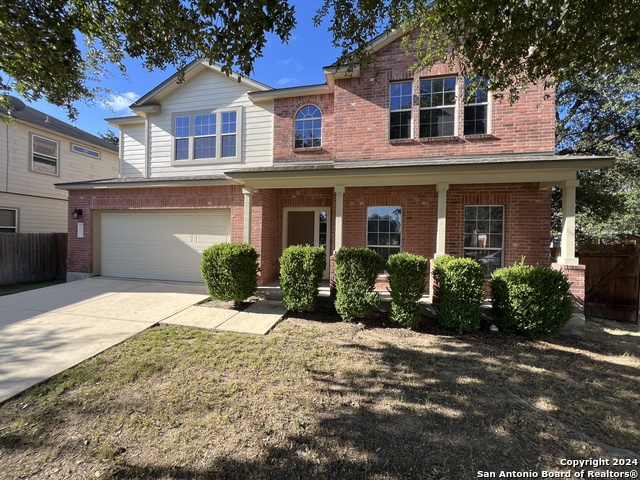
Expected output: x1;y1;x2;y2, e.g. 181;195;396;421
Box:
58;30;612;305
1;104;119;233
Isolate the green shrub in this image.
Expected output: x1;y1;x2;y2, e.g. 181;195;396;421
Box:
432;255;485;333
200;242;259;303
279;245;326;312
489;262;573;337
334;247;381;322
387;253;429;329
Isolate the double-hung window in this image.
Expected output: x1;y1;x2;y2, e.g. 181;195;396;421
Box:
464;205;504;278
419;77;457;138
0;208;18;233
367;206;402;270
389;82;413;140
31;134;59;175
464;78;489;135
174;109;240;162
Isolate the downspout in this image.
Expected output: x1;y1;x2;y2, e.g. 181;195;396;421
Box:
118;128;123;179
4;122;9;193
144;115;150;178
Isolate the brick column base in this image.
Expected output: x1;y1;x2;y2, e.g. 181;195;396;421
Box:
552;263;585;314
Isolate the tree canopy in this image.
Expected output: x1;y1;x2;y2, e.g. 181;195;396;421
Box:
554;66;640;243
0;0;295;118
2;0;640;117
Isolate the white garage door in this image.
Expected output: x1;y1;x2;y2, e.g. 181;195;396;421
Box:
101;210;230;282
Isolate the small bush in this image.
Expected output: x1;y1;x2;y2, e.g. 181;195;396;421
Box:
334;247;380;322
279;245;326;312
200;242;259;303
432;255;485;333
387;253;429;329
489;262;573;337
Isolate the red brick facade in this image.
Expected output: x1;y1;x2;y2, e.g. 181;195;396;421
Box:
274;33;555;163
65;28;565;291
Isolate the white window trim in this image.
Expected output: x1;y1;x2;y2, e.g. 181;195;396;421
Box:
463;78;491;136
366;206;403;270
171;107;243;165
463;204;504;277
0;207;19;233
418;76;458;139
71;143;101;159
294;105;323;149
30;133;60;177
389;81;414;141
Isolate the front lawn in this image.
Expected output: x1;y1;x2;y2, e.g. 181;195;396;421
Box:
1;313;638;479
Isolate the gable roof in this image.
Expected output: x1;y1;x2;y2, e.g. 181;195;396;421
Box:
1;104;118;152
130;60;273;109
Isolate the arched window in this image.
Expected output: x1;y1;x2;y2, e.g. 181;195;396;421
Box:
294;105;322;148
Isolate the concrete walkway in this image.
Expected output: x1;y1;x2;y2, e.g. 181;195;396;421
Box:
161;300;287;334
0;278;287;404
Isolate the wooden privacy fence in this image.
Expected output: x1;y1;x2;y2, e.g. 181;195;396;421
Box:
0;233;67;286
579;243;640;324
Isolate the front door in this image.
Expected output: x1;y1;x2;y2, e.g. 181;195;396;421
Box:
284;208;330;279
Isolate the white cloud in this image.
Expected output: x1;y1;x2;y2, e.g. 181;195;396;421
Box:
102;92;140;112
277;77;299;86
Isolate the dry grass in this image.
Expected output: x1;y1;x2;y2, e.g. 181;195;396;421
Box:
1;311;639;479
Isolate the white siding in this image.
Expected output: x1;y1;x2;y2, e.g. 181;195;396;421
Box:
0;121;119;232
0;192;67;232
120;123;146;177
142;69;273;178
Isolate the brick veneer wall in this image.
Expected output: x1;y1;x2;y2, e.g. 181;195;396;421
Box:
340;182;551;270
67;185;247;279
552;263;586;314
273;31;555;164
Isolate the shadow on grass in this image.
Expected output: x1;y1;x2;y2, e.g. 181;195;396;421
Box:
1;317;639;480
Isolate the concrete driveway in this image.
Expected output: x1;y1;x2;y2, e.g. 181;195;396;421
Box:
0;277;209;403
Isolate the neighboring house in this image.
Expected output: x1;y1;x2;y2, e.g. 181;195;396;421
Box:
0;104;119;233
57;30;612;307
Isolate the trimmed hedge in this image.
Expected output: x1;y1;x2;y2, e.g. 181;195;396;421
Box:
279;245;326;312
489;263;573;337
334;247;380;322
387;253;429;329
200;242;259;303
432;255;485;333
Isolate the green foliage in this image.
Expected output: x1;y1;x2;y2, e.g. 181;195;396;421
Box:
317;0;640;101
200;242;259;303
98;129;119;146
554;66;640;244
489;263;574;338
0;0;295;118
334;247;380;322
432;255;485;333
279;245;326;312
386;253;428;329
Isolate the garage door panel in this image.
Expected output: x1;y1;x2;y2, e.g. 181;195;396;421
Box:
101;210;230;282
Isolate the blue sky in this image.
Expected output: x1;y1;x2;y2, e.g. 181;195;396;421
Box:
22;2;340;137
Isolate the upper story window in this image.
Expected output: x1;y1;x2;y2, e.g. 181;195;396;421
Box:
31;134;59;176
0;208;18;233
173;108;240;163
294;105;322;148
389;82;413;140
464;78;489;135
419;77;456;138
71;144;101;159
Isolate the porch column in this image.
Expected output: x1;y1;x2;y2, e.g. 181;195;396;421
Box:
243;187;253;244
334;186;345;251
435;183;449;257
558;179;580;265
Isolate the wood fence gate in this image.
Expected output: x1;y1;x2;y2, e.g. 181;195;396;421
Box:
579;244;640;324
